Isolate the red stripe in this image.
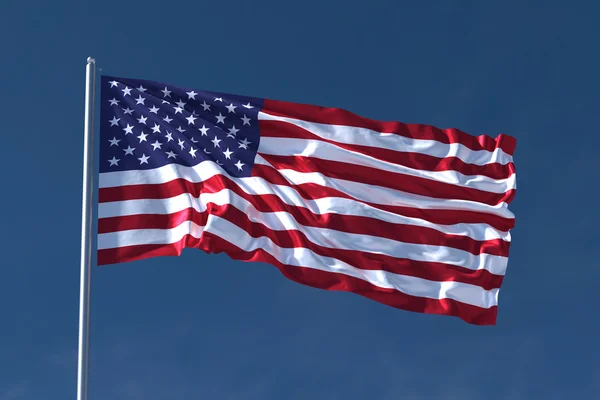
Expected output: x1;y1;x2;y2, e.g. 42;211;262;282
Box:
99;176;510;257
251;165;515;231
260;120;516;180
97;232;498;325
100;170;515;232
262;99;516;156
98;206;503;289
260;153;516;207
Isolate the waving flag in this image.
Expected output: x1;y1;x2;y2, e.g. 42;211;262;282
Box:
97;76;516;325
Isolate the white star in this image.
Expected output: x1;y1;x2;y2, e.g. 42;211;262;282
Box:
227;125;239;138
138;154;150;164
109;80;119;88
214;97;223;102
137;115;147;125
201;101;211;111
177;126;186;133
215;113;226;124
151;140;162;150
161;87;172;97
123;124;134;135
176;100;186;108
137;131;148;142
122;107;134;115
163;115;173;123
238;138;251;149
178;139;185;150
189;147;198;158
165;131;174;142
186;91;198;100
166;151;177;159
135;95;146;105
151;123;161;133
149;105;159;114
109;117;120;126
186;114;197;125
109;137;120;146
174;106;184;114
242;102;254;109
226;103;237;113
211;136;221;148
223;148;233;159
241;114;251;126
234;160;245;171
108;156;120;166
198;125;209;136
123;145;135;155
137;85;147;92
122;87;132;96
109;98;120;106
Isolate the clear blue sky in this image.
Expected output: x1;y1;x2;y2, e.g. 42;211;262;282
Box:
1;0;599;399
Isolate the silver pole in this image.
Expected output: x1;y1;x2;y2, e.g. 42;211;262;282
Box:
77;57;96;400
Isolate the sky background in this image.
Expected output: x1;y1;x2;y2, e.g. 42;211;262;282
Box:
1;0;599;399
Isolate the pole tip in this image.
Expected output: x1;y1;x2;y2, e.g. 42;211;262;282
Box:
87;57;96;64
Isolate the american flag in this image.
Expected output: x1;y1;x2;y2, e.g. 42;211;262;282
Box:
97;76;517;325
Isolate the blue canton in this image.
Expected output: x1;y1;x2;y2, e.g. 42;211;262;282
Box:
99;76;264;177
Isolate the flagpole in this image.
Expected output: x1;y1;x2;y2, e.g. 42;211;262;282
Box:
77;56;96;400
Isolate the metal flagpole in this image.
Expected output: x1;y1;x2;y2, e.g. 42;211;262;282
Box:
77;56;96;400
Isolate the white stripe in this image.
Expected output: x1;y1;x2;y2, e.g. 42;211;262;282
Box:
99;180;509;242
99;190;508;275
258;137;516;194
259;111;514;166
98;216;499;309
255;156;514;219
100;161;515;221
